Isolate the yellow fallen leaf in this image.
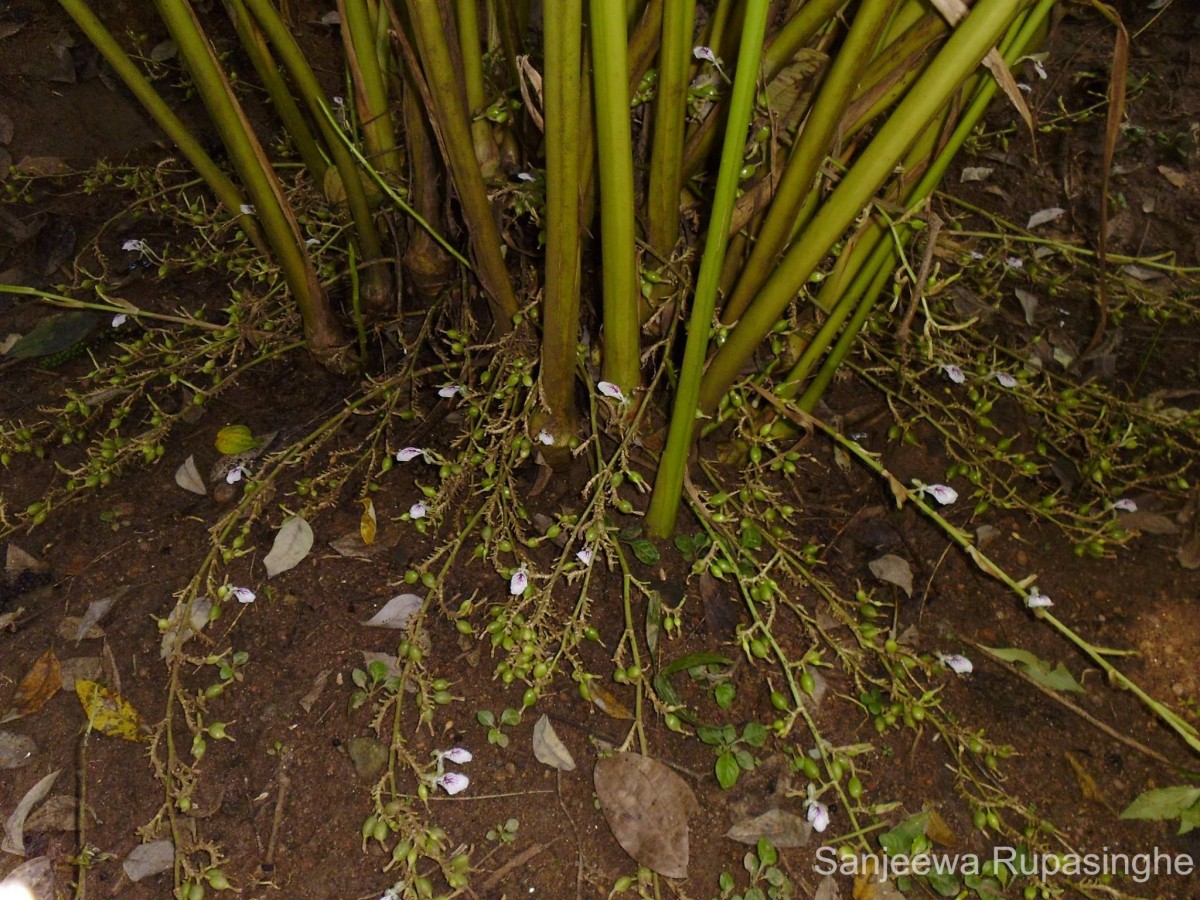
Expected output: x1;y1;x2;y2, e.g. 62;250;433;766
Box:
588;684;633;720
214;424;258;454
360;498;377;546
2;650;62;722
76;680;144;742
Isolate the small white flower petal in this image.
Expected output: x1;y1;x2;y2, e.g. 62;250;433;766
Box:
693;46;716;64
438;385;461;399
225;465;246;485
239;204;256;215
1005;256;1024;269
333;96;345;106
121;239;146;253
509;568;529;596
940;653;974;675
1018;82;1033;94
993;371;1017;388
436;772;469;795
941;364;966;384
806;801;830;833
597;381;626;402
305;237;320;246
1026;589;1053;609
576;548;593;567
440;747;473;764
969;250;985;260
924;484;958;506
396;447;426;463
517;171;536;183
1033;60;1047;80
536;429;554;446
232;586;256;604
409;501;427;519
111;313;128;328
1111;498;1137;513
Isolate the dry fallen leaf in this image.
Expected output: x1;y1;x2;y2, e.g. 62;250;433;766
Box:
532;714;576;771
594;753;699;878
2;650;62;723
725;807;811;848
588;684;633;720
362;594;423;629
174;454;207;495
263;515;313;578
359;497;377;545
76;680;144;742
0;730;37;769
869;554;913;598
2;769;60;855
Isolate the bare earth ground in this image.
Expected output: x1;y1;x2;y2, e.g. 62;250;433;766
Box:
2;2;1199;899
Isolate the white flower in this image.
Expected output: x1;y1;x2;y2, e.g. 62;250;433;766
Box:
941;364;966;384
439;747;473;765
438;385;461;399
1025;589;1053;609
535;429;554;446
517;171;536;183
993;371;1017;388
939;653;974;675
1018;82;1033;94
509;568;529;596
576;547;593;567
333;96;345;107
225;465;247;485
232;586;256;604
806;801;830;833
1005;256;1023;269
1111;498;1137;513
409;501;427;519
969;250;985;260
1033;59;1047;80
396;447;427;463
693;46;716;64
122;239;147;254
597;381;626;402
922;484;958;506
305;237;320;246
239;204;256;215
435;772;469;795
111;313;128;328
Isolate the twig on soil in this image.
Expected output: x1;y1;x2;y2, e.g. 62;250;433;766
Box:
476;839;558;894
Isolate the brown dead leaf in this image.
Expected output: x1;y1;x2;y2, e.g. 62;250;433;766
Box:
2;651;62;722
924;807;959;847
588;684;633;720
359;497;377;545
1158;165;1190;190
594;752;699;878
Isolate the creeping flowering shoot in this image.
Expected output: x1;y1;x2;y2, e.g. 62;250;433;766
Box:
941;364;966;384
509;568;529;596
597;381;627;403
1026;588;1053;609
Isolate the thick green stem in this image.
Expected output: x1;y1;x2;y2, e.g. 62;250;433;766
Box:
455;0;500;178
646;0;770;539
243;0;393;319
698;0;1030;416
723;0;900;326
590;0;641;393
646;0;696;257
537;0;586;456
404;0;520;331
338;0;402;175
56;0;267;256
153;0;349;367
